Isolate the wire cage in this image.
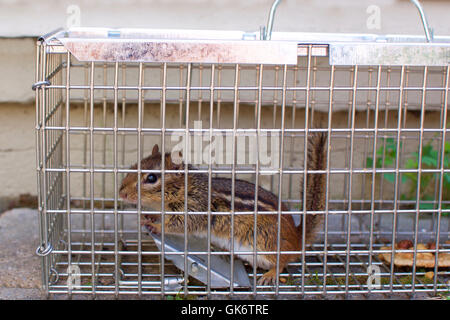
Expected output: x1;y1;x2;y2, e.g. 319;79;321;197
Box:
34;3;450;299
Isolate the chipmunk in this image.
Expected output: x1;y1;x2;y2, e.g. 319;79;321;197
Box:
119;132;327;285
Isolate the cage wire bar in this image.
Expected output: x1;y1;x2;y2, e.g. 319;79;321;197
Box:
34;3;450;299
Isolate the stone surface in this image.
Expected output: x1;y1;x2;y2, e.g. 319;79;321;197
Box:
0;209;443;300
0;288;44;300
0;208;42;290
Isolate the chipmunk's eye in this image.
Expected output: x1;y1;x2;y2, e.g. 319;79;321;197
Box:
145;174;158;184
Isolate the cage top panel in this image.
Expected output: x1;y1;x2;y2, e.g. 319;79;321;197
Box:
42;27;450;66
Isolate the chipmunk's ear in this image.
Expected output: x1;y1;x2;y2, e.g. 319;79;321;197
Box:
165;153;175;169
151;144;159;156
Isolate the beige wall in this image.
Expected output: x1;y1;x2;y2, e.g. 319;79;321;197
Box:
2;100;443;202
0;103;36;197
3;0;450;38
0;38;35;103
3;0;450;104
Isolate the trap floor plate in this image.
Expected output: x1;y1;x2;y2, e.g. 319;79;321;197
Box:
147;229;251;289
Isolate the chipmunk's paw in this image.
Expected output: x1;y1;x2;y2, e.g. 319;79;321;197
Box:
141;214;157;223
257;268;278;286
142;220;162;235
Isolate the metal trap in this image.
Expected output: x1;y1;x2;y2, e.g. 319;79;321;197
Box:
34;0;450;299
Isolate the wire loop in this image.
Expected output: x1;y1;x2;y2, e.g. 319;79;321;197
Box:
32;80;51;91
36;243;53;257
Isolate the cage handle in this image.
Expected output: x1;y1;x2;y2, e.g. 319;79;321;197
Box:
262;0;281;40
410;0;434;42
263;0;434;42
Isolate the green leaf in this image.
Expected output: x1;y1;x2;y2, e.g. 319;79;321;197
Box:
422;144;433;156
376;157;384;168
384;173;396;183
442;203;450;216
384;157;394;166
366;157;373;168
429;149;439;159
444;173;450;185
422;156;437;167
401;174;410;183
376;148;383;157
419;203;434;210
445;142;450;154
405;158;418;169
403;172;417;183
385;143;397;153
385;138;395;146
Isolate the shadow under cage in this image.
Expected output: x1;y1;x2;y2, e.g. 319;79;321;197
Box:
34;25;450;298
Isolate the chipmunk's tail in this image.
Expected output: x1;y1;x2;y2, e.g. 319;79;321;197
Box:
298;131;327;244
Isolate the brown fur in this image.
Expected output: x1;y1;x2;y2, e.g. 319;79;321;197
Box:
300;132;327;244
119;133;327;285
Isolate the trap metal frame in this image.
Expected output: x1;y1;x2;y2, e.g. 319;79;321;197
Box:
34;0;450;298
